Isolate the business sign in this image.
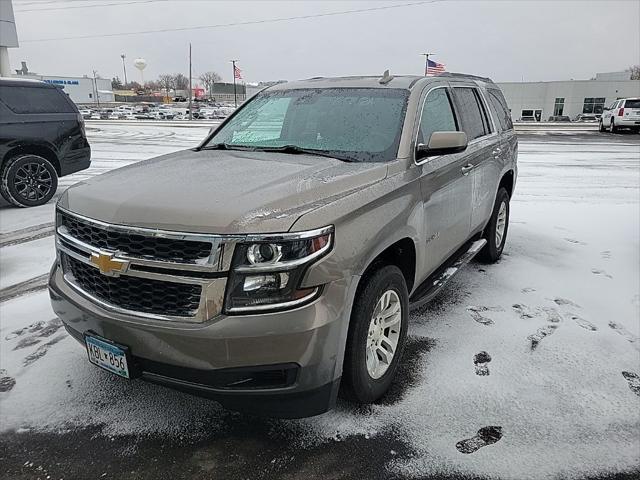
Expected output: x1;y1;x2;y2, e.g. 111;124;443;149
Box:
43;79;80;86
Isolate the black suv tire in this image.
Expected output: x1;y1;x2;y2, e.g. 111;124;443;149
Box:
341;264;409;403
478;187;510;263
1;154;58;207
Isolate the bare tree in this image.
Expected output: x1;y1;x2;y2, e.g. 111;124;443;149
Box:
629;65;640;80
172;73;189;90
158;74;175;99
199;71;222;98
144;80;160;92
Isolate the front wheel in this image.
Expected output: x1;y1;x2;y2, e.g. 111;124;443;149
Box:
478;187;510;263
599;120;606;132
341;265;409;404
1;154;58;207
610;119;618;133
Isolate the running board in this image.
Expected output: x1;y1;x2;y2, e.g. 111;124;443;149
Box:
409;239;487;311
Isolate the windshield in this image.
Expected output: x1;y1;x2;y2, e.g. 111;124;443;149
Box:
204;88;409;162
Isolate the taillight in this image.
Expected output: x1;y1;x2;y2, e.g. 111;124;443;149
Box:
618;108;624;117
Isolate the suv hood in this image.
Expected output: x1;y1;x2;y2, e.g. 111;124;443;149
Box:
59;149;388;233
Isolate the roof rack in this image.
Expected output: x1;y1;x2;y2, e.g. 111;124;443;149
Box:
436;72;494;83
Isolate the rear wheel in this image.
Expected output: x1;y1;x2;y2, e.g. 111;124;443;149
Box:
341;265;409;403
1;154;58;207
478;187;510;263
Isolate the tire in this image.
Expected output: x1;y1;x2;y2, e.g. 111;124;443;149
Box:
610;119;617;133
341;265;409;404
598;120;606;132
478;187;510;263
1;154;58;207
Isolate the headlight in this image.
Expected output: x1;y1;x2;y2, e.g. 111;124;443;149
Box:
225;226;333;313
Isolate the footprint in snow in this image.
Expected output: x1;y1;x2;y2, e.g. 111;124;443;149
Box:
528;325;558;351
474;351;492;376
456;426;503;454
512;303;538;319
0;369;16;393
13;319;63;350
600;250;612;260
5;320;46;340
467;306;503;326
521;287;536;293
553;297;581;309
621;372;640;397
569;314;597;331
608;322;640;351
542;307;562;323
591;268;613;279
23;334;66;367
564;238;587;246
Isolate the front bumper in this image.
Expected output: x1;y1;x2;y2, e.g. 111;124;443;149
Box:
49;263;358;418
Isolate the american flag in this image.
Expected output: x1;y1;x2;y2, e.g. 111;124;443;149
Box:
234;64;243;80
426;59;445;76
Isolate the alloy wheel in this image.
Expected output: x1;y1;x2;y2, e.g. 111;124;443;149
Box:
366;289;402;379
13;162;53;202
495;200;507;247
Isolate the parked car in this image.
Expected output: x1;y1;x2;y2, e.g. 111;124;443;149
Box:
574;113;598;122
78;108;92;119
50;73;517;417
0;78;91;207
547;115;571;122
599;98;640;133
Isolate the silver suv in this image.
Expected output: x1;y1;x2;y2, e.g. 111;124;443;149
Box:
49;73;517;418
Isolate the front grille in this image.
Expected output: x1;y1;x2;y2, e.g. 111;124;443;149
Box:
63;254;202;317
60;212;213;264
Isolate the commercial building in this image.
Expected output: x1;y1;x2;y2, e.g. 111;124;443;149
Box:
12;64;114;104
497;71;640;121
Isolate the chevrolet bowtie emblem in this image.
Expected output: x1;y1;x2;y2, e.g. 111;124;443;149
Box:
89;251;128;276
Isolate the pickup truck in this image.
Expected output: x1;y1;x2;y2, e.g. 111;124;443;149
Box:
49;72;517;418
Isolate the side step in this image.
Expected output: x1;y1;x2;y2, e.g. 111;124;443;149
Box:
409;239;487;311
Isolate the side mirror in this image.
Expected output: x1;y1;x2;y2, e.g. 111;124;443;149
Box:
602;107;609;111
416;131;468;160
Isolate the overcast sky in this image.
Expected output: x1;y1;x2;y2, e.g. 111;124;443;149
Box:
8;0;640;84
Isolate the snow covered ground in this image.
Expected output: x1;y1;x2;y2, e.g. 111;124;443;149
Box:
0;125;639;480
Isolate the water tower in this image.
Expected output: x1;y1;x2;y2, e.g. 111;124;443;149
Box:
133;58;147;84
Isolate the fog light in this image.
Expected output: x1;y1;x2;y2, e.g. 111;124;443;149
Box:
243;272;289;292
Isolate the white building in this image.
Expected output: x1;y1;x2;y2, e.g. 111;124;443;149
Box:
497;71;640;121
12;72;114;104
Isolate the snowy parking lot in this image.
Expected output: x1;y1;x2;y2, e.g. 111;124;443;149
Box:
1;124;639;479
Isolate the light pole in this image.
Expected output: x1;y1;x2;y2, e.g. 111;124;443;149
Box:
420;52;434;76
231;59;238;108
188;43;192;120
120;54;127;86
92;70;100;107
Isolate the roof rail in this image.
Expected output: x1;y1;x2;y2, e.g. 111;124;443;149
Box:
437;72;494;83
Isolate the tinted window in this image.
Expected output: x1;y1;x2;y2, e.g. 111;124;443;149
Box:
454;87;490;140
487;89;514;131
418;88;457;144
0;85;76;114
624;99;640;108
207;88;409;163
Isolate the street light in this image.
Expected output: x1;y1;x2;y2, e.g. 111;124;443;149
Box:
120;54;127;86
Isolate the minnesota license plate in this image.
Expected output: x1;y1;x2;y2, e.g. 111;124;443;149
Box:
85;334;130;378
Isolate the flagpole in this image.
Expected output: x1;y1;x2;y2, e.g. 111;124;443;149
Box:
421;52;434;76
231;59;238;108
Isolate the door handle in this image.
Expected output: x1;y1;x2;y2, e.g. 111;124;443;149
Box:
461;164;475;175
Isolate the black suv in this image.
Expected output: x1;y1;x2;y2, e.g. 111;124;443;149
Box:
0;78;91;207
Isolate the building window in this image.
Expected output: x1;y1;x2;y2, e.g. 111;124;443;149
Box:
554;97;565;116
583;97;606;114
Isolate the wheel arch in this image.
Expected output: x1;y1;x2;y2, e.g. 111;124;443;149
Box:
357;237;417;295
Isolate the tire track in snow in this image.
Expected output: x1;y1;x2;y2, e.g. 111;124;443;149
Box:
0;222;54;248
0;274;49;303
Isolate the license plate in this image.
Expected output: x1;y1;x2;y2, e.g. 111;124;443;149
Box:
85;334;130;378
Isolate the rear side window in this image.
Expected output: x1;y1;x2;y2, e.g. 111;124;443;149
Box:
418;88;458;145
0;85;76;114
487;89;513;131
624;99;640;109
453;87;491;141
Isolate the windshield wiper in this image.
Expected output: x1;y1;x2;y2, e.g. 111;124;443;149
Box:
201;143;253;151
254;145;355;162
